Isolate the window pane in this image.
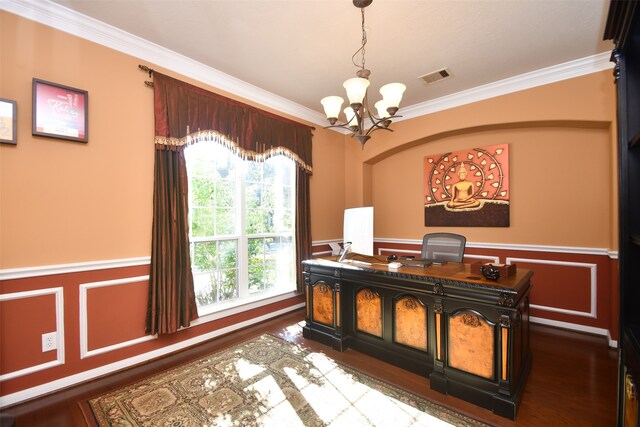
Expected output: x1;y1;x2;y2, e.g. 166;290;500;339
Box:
219;240;237;269
187;142;238;239
215;208;235;235
191;240;239;305
248;237;266;265
246;236;294;295
193;272;217;306
271;236;294;284
191;175;215;207
280;210;293;232
187;144;297;312
218;268;239;301
191;208;214;237
190;152;215;176
193;241;217;273
263;160;276;183
262;209;274;233
245;161;262;183
282;187;292;209
281;166;293;186
262;185;276;209
246;183;261;209
215;155;234;179
216;180;235;207
246;209;263;234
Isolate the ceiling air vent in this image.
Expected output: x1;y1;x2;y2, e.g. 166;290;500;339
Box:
419;67;452;85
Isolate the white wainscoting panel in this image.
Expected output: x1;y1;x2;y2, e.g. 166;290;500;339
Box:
79;276;156;359
0;287;65;381
506;257;597;318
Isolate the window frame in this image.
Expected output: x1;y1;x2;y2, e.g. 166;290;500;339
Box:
185;142;297;318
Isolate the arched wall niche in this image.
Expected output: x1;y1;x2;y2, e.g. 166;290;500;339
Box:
361;119;614;248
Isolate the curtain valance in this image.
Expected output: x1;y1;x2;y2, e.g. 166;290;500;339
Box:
153;72;313;173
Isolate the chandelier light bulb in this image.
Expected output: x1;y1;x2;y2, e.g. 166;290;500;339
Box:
374;100;390;119
321;96;344;122
344;106;358;127
343;77;370;106
379;83;407;110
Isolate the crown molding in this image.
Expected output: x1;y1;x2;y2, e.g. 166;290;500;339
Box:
3;0;614;130
1;0;327;127
398;53;614;122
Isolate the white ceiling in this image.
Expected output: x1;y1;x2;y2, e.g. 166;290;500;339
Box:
8;0;615;126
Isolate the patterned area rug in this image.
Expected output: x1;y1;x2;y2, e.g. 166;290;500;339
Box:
84;334;489;426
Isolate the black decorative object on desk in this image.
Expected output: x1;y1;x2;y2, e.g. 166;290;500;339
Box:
480;264;502;281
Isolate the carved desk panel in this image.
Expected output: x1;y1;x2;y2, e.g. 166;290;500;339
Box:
302;256;532;420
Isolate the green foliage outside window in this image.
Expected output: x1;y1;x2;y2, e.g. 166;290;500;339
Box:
185;142;295;310
192;240;238;306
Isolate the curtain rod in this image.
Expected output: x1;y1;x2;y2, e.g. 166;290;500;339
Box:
138;64;154;87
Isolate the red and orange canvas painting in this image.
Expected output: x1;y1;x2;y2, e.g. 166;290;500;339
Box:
424;144;509;227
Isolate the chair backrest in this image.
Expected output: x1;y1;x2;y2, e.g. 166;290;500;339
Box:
421;233;466;262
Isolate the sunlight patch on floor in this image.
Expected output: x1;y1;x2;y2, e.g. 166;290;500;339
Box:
244;374;306;426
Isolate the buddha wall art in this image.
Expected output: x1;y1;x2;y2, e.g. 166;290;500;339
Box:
424;144;510;227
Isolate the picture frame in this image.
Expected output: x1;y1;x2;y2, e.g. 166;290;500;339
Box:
424;144;510;227
32;78;88;143
0;98;17;145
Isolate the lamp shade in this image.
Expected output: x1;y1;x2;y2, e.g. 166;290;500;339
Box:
379;83;406;108
374;100;390;118
344;106;357;127
343;77;370;105
320;96;344;119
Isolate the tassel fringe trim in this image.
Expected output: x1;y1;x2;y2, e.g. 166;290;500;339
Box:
155;130;312;174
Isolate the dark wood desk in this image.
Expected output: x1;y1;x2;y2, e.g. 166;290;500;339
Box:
302;255;533;419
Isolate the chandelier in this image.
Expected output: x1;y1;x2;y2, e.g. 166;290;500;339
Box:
320;0;406;149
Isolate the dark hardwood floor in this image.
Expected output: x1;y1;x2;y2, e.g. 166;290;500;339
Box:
2;309;618;426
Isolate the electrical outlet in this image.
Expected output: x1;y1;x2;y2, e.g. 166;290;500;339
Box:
42;332;57;352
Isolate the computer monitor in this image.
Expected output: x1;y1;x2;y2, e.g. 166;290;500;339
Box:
343;207;374;256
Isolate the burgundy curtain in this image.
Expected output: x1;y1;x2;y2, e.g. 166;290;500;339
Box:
147;72;313;334
146;147;198;335
295;167;312;293
152;73;312;172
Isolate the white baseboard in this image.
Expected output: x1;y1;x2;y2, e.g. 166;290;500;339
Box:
530;316;617;348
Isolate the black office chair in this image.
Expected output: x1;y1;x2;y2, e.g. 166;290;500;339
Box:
421;233;466;262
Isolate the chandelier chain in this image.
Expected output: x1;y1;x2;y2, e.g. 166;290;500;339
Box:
351;7;368;71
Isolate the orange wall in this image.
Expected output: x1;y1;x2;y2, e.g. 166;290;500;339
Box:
371;125;612;247
341;71;618;250
2;10;615;261
1;12;153;268
0;11;344;268
308;127;346;242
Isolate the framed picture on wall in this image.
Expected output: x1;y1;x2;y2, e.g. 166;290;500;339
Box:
32;78;88;143
0;98;17;145
424;143;510;227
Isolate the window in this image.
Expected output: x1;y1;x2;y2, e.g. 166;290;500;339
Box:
185;142;296;314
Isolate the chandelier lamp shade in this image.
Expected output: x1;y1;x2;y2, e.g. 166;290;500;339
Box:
320;0;406;149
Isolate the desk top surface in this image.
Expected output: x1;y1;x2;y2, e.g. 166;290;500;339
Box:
303;254;533;295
